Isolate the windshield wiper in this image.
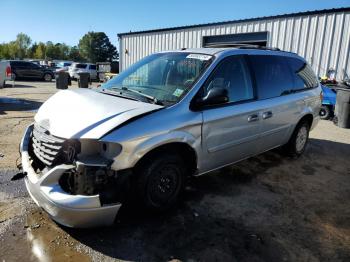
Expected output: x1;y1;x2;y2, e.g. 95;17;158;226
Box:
118;87;163;105
99;88;140;102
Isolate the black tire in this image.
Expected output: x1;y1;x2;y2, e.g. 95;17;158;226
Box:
319;105;331;120
134;153;187;210
283;120;310;158
0;80;4;89
43;73;53;82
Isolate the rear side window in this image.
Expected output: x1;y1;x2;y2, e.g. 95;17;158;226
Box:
285;57;319;91
89;65;96;70
249;55;294;99
21;62;31;68
11;61;27;67
76;63;87;69
10;61;19;67
202;55;254;103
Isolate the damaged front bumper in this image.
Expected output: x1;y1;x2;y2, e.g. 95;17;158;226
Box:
20;124;121;228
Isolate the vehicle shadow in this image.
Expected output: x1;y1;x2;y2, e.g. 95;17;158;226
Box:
66;138;350;261
66;150;289;261
0;97;42;115
3;83;36;88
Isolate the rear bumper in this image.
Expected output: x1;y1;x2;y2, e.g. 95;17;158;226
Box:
21;124;121;228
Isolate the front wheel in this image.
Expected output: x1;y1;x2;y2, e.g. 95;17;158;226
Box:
283;121;310;157
134;153;187;210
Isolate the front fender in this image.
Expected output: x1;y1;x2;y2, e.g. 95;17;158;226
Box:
110;130;199;171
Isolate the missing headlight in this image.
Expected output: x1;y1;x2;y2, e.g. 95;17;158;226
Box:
59;165;130;205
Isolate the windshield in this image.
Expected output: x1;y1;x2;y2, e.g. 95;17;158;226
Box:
101;52;213;104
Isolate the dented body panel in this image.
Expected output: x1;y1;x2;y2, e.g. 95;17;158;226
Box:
20;48;321;227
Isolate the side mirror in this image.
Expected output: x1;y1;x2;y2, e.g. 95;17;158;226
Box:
194;87;229;108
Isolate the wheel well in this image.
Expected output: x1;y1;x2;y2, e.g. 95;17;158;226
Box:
134;142;198;175
299;114;313;128
321;104;333;110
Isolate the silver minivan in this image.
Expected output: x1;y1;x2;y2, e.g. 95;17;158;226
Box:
20;47;322;227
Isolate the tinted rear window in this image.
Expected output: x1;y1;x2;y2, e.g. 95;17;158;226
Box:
75;64;87;69
285;57;319;90
249;55;294;99
89;65;96;70
11;61;28;67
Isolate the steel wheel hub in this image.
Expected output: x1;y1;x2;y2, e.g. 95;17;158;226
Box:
149;165;179;204
296;126;308;152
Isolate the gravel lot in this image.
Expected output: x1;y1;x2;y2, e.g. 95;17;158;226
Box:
0;81;350;261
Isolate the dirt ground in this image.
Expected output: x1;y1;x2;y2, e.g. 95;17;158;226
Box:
0;81;350;262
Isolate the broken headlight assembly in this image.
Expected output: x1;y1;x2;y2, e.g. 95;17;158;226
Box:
58;140;129;204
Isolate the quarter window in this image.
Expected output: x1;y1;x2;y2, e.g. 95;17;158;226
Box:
249;55;294;99
76;63;87;69
202;56;254;103
285;57;319;91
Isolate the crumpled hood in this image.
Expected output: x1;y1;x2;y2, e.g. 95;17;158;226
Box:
34;88;163;139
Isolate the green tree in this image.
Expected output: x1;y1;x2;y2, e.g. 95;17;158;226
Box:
78;32;117;63
8;41;19;59
34;42;46;59
0;44;11;59
28;42;38;58
15;33;32;59
68;46;84;61
45;41;59;59
57;43;70;60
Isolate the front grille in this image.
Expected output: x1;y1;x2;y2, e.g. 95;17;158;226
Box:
31;123;65;166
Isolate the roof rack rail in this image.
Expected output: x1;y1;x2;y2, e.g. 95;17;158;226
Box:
204;43;281;51
238;45;281;51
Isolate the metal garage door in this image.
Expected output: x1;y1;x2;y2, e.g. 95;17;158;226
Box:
202;32;268;47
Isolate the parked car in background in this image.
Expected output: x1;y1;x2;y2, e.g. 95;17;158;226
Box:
55;61;73;73
68;63;97;80
9;60;54;81
20;47;322;227
0;60;12;88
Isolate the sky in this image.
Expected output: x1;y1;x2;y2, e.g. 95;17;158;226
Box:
0;0;349;49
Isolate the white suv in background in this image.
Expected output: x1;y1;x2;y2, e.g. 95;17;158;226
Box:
68;63;97;80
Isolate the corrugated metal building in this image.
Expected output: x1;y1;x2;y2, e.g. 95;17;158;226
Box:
118;7;350;80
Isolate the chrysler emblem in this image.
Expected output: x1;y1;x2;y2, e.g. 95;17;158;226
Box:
66;145;76;162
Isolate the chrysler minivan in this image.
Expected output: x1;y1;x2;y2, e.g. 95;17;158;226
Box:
20;47;322;227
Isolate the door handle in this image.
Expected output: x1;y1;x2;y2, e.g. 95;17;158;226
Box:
262;111;273;119
248;114;259;122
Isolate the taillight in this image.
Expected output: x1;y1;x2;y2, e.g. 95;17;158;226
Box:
6;66;11;77
320;91;324;101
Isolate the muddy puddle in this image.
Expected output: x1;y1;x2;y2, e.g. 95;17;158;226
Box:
0;208;89;262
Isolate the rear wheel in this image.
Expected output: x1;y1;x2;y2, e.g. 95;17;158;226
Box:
319;105;331;120
0;80;4;89
43;73;52;82
283;120;310;157
134;153;187;210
